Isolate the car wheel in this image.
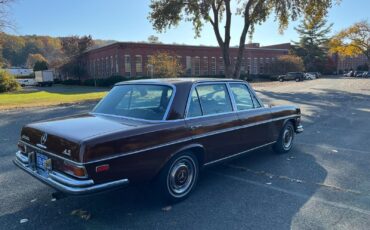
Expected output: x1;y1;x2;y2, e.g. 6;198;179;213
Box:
158;152;199;203
295;78;300;82
279;78;284;82
273;121;295;154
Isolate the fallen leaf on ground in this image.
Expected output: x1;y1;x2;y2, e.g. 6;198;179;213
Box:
51;198;56;202
71;209;91;221
20;219;28;224
30;199;37;203
162;206;172;212
332;150;338;153
266;182;272;185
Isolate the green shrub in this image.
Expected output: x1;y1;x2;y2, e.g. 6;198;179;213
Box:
0;70;21;93
60;75;153;87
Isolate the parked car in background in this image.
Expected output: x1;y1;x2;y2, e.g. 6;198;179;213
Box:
14;78;303;203
35;70;54;86
362;71;370;78
354;71;365;77
344;71;354;77
16;78;37;87
277;72;305;82
304;73;317;80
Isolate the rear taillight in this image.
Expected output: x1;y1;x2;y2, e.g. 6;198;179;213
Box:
57;161;87;178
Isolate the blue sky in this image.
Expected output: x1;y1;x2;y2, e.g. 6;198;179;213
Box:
7;0;370;46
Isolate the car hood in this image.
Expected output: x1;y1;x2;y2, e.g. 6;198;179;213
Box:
20;113;152;162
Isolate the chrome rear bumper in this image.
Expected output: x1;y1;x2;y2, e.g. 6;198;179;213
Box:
14;151;129;195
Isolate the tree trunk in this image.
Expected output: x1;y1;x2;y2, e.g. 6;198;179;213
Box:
223;46;233;78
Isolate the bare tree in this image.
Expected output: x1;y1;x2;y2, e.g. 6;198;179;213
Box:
0;0;15;32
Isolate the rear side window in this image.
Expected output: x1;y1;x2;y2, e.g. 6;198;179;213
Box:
194;84;233;116
229;83;254;110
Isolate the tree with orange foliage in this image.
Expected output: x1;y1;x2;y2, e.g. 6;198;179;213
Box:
329;20;370;62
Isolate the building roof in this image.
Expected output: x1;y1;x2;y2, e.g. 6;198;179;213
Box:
86;41;290;54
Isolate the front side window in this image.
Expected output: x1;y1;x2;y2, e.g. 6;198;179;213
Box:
193;84;233;116
93;84;173;120
229;83;254;111
187;89;202;118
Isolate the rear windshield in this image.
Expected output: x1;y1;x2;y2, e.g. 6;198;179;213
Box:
93;84;174;120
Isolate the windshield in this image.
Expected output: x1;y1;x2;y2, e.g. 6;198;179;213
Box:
93;84;174;120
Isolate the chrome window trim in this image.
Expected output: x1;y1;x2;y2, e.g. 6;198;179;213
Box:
244;82;264;108
228;82;257;111
185;82;235;119
226;83;238;111
92;82;176;122
90;112;179;124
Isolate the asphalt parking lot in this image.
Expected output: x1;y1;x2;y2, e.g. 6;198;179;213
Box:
1;76;370;230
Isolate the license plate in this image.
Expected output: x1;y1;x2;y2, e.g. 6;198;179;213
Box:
36;153;48;170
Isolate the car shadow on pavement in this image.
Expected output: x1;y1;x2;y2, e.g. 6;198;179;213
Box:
0;145;327;230
257;88;370;129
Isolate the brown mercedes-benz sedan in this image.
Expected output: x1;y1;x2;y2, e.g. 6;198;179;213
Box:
14;78;303;202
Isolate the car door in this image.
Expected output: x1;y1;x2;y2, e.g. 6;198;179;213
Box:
228;83;274;151
185;83;240;162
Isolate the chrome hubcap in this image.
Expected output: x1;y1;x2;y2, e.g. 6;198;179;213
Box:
167;156;196;198
283;127;293;150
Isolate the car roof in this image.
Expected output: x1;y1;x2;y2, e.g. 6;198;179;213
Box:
115;78;245;86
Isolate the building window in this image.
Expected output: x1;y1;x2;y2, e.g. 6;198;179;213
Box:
110;56;114;74
219;57;224;74
193;56;200;76
210;57;216;75
115;55;119;73
101;58;104;76
253;58;258;74
259;58;264;74
265;58;270;74
105;57;109;76
135;55;142;75
186;56;192;76
125;55;131;76
247;58;251;74
241;58;246;74
202;57;208;75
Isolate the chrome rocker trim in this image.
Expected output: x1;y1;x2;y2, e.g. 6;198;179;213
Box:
14;151;129;195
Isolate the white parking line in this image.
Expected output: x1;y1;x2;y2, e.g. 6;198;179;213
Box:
296;142;370;154
212;171;370;216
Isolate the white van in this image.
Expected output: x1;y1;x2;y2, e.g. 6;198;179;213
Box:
16;78;37;87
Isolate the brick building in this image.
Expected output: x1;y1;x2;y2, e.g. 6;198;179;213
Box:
334;54;368;72
80;42;290;79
